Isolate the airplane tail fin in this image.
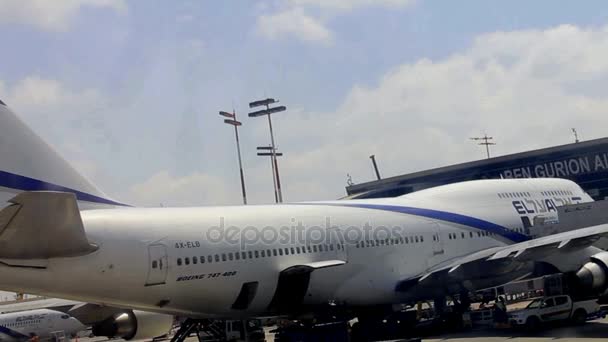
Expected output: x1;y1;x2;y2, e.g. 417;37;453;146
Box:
0;100;126;208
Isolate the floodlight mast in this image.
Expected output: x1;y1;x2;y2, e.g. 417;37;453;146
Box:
219;110;247;205
249;98;286;203
257;146;283;203
369;155;381;180
257;146;278;203
572;128;580;143
257;146;283;157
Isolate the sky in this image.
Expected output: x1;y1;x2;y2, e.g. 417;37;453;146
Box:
2;0;608;206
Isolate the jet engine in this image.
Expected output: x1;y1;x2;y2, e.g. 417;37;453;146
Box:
576;251;608;293
92;310;173;340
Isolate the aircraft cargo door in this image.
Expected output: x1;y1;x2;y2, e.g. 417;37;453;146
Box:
146;244;168;286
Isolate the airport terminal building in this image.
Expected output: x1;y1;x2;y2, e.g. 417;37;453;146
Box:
346;137;608;201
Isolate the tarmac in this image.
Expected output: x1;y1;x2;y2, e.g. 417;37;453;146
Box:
79;316;608;342
423;316;608;342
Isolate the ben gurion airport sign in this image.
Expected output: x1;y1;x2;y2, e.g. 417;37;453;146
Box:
501;152;608;179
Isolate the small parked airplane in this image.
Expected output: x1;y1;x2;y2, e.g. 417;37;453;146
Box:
0;298;173;341
0;309;84;342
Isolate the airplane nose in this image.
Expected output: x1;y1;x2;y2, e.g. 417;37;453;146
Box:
71;318;85;331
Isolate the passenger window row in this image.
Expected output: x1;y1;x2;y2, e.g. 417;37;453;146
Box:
5;320;41;327
354;235;423;249
498;192;531;199
541;190;573;196
498;190;574;199
176;243;344;266
448;230;495;240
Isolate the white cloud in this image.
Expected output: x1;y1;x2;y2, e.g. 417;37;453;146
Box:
6;23;608;207
125;171;240;207
113;24;608;205
257;24;608;201
176;14;194;23
0;0;127;31
256;7;333;44
4;76;104;113
256;0;416;44
290;0;416;11
1;76;108;145
0;76;113;193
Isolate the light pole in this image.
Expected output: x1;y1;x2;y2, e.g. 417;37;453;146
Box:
369;155;381;180
249;98;286;203
220;110;247;205
257;146;283;203
572;128;580;143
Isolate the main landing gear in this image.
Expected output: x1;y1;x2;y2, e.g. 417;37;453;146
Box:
171;318;265;342
171;318;225;342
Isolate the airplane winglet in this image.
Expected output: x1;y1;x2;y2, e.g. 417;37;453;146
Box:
448;264;461;273
514;249;527;258
418;273;432;282
558;239;571;249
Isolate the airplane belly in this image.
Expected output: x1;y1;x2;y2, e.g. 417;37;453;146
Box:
305;251;410;306
168;262;281;318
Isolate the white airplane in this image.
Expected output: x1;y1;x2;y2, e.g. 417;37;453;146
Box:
1;99;608;340
0;298;173;341
0;309;84;342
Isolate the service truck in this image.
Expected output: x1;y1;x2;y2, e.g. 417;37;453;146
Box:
508;295;600;330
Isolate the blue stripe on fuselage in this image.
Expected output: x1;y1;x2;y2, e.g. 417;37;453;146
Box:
0;170;129;207
0;325;29;340
312;203;529;243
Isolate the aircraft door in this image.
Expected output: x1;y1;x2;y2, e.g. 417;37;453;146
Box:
329;228;348;262
47;315;54;330
552;296;571;321
429;221;444;256
146;244;168;286
539;298;557;321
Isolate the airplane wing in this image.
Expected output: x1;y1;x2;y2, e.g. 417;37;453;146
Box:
396;223;608;294
282;260;346;274
266;234;348;313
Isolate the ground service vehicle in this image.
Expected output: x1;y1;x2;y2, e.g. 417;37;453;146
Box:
508;295;599;329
